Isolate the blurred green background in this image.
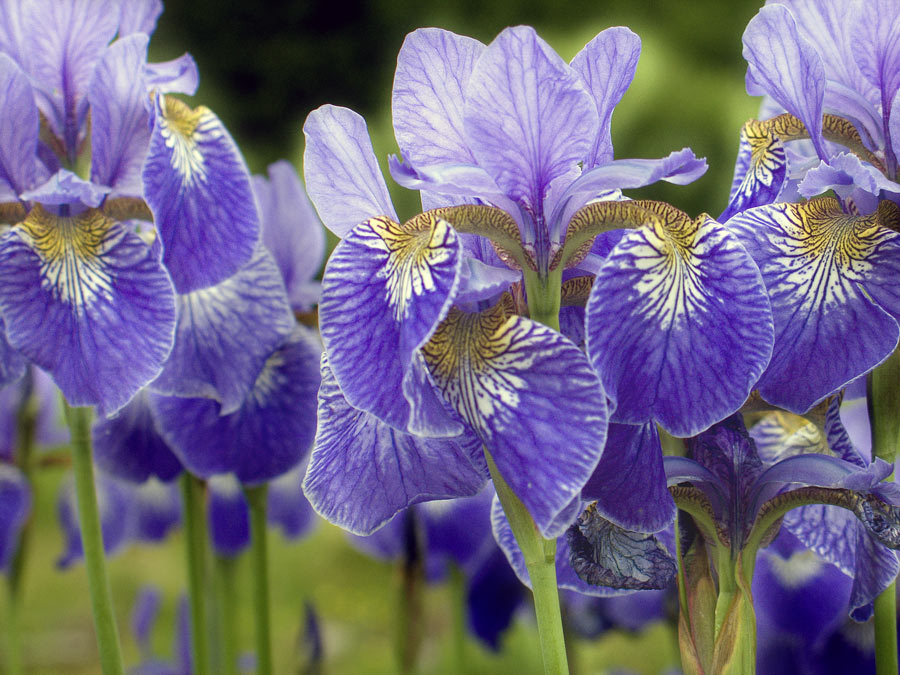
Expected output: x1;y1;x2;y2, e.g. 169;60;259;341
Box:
2;1;769;672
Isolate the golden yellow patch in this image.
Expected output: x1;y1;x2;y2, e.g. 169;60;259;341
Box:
19;204;111;263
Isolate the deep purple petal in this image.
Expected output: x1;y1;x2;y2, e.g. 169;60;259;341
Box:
254;161;325;309
848;524;900;621
727;200;900;413
92;389;183;483
0;464;30;569
423;307;608;537
570;27;641;168
0;54;40;201
583;423;674;533
143;94;259;293
392;28;484;167
742;4;827;158
88;33;151;197
466;545;526;649
464;26;598;218
151;325;322;485
131;478;181;543
150;247;295;415
302;105;397;237
587;213;773;436
720;123;788;222
132;586;162;655
302;357;486;536
207;475;250;557
0;318;25;389
318;215;462;434
0;208;176;416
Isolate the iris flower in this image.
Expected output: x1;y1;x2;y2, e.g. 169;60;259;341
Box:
0;0;260;416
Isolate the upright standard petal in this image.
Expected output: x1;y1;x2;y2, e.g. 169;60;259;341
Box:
150;325;322;485
116;0;162;36
318;212;462;433
570;26;641;168
586;205;773;436
0;206;176;416
254;161;325;310
742;4;827;159
303;357;486;535
464;26;598;224
21;0;119;153
0;54;40;202
727;198;900;413
303;105;397;237
150;246;295;415
392;28;484;167
142;94;259;293
88;33;151;198
421;303;608;537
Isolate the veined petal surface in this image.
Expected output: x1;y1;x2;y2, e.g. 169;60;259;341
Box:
587;206;773;436
319;213;462;433
143;94;259;293
464;26;598;217
150;325;322;485
392;28;483;167
150;246;295;415
88;34;151;198
0;54;40;202
727;198;900;413
720;118;789;221
303;105;397;237
303;357;486;536
0;206;176;416
569;26;641;168
0;318;25;388
422;304;608;537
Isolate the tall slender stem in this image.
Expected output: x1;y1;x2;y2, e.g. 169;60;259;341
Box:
486;449;568;674
214;554;239;675
63;402;124;675
244;483;273;675
447;563;467;674
869;350;900;675
181;473;211;675
396;508;424;674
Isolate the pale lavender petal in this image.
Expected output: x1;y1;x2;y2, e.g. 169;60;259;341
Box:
0;464;30;569
22;169;110;208
570;27;641;167
142;53;199;96
742;4;827;158
850;0;900;146
464;26;598;218
0;54;40;201
267;462;316;540
22;0;119;153
392;28;484;166
302;357;486;535
117;0;162;36
798;153;900;199
0;318;25;389
88;34;151;197
303;105;397;237
253;160;325;308
150;246;295;415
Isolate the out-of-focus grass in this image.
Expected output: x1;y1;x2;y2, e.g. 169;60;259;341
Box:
2;464;679;673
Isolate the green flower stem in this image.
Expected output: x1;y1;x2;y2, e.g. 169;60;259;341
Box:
485;448;568;675
214;554;239;675
244;483;273;675
869;351;900;675
180;473;211;675
63;402;124;675
447;563;467;674
523;268;562;332
4;577;23;675
712;546;736;638
396;508;424;674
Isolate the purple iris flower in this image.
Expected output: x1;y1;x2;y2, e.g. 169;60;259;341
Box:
0;463;30;571
131;588;192;675
723;0;900;220
666;407;900;620
0;0;260;417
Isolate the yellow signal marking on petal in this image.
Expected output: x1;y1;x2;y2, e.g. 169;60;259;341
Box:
366;214;455;321
159;96;218;184
421;303;528;430
18;204;115;313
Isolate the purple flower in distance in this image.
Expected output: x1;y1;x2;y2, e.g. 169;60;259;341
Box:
0;0;260;416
